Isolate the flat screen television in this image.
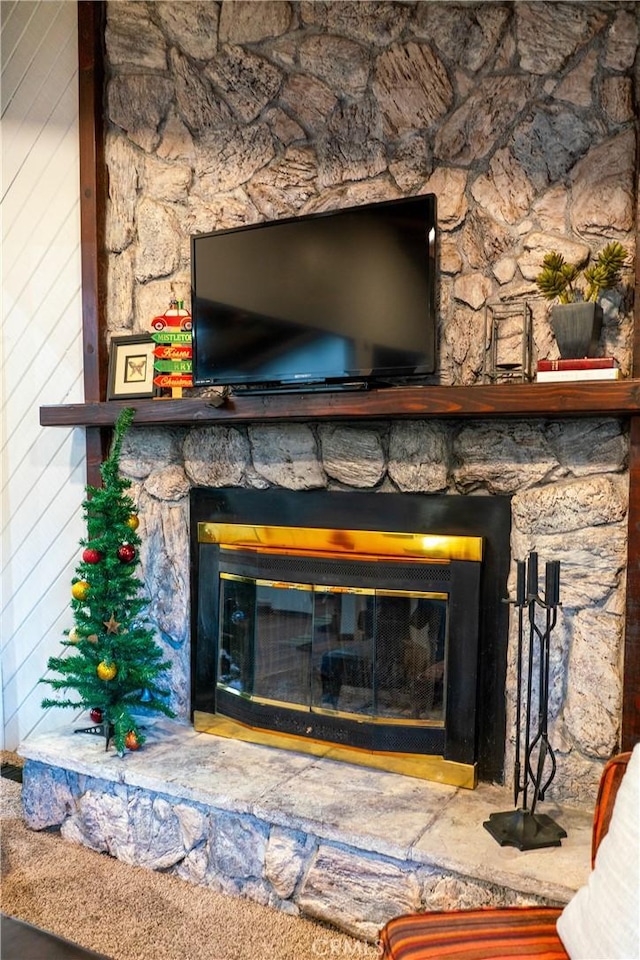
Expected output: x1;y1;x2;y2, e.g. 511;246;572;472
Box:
191;194;437;392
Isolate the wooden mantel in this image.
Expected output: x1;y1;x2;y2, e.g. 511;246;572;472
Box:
56;2;639;753
40;380;640;428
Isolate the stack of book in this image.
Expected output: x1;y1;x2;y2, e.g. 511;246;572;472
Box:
535;358;621;382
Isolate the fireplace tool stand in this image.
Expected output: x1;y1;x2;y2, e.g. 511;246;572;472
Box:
484;552;567;851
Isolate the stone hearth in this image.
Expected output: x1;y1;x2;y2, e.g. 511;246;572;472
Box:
19;718;592;944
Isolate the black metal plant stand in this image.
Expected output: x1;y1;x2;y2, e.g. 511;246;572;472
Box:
75;717;147;754
74;720;115;752
484;552;567;851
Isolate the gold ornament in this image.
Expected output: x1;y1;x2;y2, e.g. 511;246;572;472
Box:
71;580;89;601
103;614;121;635
127;514;140;531
68;628;80;644
97;661;117;681
87;634;99;645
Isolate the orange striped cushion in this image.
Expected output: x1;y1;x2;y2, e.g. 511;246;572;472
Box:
591;751;631;865
379;906;566;960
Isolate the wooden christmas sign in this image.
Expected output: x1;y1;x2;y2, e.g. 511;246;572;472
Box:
151;299;193;397
153;373;194;390
151;330;192;344
153;344;193;360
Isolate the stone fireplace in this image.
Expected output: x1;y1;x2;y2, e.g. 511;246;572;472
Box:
116;415;629;806
59;0;631;814
22;421;616;939
190;487;511;785
96;0;635;805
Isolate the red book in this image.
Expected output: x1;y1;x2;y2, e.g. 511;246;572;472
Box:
537;357;618;371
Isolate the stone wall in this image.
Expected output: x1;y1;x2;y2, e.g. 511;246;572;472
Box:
103;2;638;804
105;1;637;374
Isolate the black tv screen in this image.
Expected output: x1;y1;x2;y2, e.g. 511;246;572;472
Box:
191;194;437;391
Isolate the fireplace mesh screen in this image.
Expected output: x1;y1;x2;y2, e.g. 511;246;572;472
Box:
218;574;447;725
216;550;452;585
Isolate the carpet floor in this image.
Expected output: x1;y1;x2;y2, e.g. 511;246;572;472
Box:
1;755;378;960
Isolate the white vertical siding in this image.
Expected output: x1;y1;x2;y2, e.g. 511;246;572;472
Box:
1;0;86;749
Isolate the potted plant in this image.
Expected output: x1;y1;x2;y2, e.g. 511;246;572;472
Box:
535;241;629;359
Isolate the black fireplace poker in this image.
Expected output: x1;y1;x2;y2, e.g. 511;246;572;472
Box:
484;552;567;851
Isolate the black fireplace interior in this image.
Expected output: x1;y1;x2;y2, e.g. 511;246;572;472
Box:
191;488;511;783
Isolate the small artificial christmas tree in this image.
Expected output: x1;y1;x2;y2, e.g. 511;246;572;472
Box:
42;407;175;754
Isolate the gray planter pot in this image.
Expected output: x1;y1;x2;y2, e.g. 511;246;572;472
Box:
550;302;603;359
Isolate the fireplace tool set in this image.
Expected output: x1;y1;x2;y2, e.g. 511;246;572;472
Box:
484;551;567;851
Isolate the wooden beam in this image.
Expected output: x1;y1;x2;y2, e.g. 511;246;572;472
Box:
623;417;640;749
39;381;640;428
622;113;640;750
77;0;109;482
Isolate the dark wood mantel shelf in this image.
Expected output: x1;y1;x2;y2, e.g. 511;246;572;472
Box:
40;380;640;428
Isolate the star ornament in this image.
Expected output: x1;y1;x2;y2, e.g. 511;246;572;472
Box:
103;614;121;635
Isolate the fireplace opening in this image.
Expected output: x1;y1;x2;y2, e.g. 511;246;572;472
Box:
218;576;449;725
191;489;511;786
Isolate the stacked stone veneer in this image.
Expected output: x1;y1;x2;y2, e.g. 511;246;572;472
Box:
99;2;638;805
106;1;636;372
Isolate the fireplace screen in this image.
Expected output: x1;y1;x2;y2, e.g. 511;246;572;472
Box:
193;510;489;788
191;488;512;786
218;574;448;725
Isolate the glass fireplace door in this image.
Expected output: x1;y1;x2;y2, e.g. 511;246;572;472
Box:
217;573;448;727
193;497;500;786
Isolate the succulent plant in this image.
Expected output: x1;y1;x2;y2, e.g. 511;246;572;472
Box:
536;242;630;305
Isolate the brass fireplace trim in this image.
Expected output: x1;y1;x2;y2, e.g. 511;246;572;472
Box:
223;691;445;729
194;710;477;788
199;522;483;563
220;571;449;602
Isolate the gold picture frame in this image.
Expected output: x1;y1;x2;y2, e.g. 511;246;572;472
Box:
107;335;157;400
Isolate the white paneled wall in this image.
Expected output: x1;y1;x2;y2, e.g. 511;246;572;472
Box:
1;0;86;749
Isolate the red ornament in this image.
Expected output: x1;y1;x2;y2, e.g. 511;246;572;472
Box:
124;730;140;751
82;547;103;564
90;707;103;723
117;543;136;563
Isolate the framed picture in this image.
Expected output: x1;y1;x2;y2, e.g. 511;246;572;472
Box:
107;335;157;400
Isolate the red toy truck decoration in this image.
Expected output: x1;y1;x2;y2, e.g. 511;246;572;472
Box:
150;299;192;332
151;299;193;395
